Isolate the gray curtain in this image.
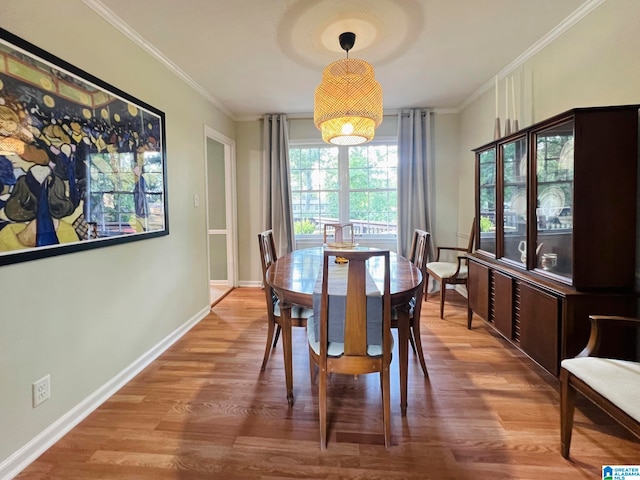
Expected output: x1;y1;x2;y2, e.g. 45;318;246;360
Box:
397;109;435;260
262;114;295;256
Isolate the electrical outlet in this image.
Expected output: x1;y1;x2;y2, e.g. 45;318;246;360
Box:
193;194;200;207
32;375;50;408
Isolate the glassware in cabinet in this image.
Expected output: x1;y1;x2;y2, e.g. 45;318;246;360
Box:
500;136;528;265
477;147;496;255
532;120;574;282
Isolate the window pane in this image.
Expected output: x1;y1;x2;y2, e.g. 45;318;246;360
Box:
348;144;397;235
290;142;397;237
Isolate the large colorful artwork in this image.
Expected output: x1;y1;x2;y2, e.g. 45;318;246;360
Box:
0;28;168;266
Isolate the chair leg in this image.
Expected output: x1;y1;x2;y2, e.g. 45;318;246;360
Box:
408;331;418;354
424;274;430;302
560;369;576;459
319;366;328;450
381;365;391;449
410;320;429;377
439;281;446;319
308;348;318;385
272;325;281;349
260;318;278;371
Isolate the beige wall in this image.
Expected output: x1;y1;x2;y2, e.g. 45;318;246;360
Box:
457;0;640;236
0;0;234;470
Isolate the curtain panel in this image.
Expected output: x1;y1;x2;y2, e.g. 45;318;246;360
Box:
397;109;435;261
262;114;295;256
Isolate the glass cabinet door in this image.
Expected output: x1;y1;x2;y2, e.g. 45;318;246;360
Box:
533;120;574;281
501;136;527;264
477;147;496;255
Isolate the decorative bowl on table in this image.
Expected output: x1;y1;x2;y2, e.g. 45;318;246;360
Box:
324;242;358;263
325;241;358;249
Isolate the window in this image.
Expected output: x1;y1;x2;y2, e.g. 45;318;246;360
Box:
88;151;165;236
289;141;398;238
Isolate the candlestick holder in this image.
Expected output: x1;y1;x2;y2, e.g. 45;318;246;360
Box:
494;117;501;140
504;118;512;136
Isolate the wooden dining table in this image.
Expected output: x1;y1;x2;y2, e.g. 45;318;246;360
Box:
265;246;423;416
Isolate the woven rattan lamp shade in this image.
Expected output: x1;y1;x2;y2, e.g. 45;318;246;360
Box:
314;58;383;145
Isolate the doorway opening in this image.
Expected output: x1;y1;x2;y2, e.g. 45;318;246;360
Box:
204;126;237;306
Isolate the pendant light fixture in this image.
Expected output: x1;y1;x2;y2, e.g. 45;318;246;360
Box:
314;32;383;145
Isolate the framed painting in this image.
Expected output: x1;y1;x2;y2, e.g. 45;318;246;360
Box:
0;28;168;266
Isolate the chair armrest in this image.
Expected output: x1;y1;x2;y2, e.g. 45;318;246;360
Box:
577;315;640;358
435;246;468;261
429;251;469;280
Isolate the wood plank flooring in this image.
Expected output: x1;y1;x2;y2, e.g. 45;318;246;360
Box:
16;288;638;479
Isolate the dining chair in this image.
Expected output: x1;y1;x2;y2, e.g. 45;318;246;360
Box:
392;229;430;376
426;221;476;319
258;230;313;371
308;248;392;449
323;223;355;244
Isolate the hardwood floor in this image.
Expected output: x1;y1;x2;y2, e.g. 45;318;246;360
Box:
210;285;232;307
16;288;638;479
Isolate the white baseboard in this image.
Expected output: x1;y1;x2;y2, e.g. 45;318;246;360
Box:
0;305;211;480
238;281;261;288
455;285;468;298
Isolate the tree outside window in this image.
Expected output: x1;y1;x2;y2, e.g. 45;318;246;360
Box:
290;142;397;239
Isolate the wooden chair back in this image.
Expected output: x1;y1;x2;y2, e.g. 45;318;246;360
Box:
318;249;391;365
257;230;278;320
409;229;430;282
407;228;430;308
323;223;355;244
466;219;476;253
258;229;277;277
312;248;392;448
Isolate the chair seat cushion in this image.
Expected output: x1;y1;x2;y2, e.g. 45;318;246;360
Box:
274;300;314;319
561;357;640;422
427;261;468;279
306;315;393;357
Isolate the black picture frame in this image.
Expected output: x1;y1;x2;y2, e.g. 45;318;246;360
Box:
0;28;168;266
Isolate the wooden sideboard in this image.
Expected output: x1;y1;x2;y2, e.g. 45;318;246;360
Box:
468;105;640;377
467;254;637;377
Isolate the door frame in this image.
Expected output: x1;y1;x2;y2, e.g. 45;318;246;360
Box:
203;125;238;288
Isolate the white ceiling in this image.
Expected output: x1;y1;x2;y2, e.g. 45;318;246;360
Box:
86;0;594;120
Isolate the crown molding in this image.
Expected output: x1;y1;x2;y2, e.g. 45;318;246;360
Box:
83;0;602;123
82;0;235;119
457;0;605;112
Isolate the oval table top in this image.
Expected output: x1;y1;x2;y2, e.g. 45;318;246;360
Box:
265;246;423;307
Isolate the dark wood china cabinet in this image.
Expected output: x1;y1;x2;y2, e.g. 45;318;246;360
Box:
468;105;639;376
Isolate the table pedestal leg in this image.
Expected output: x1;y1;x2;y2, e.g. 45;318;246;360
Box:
280;302;295;407
397;307;410;417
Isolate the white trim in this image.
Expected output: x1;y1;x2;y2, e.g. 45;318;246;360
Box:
0;305;211;480
84;0;600;120
457;0;605;112
455;285;468;298
238;281;262;288
203;126;238;288
82;0;234;119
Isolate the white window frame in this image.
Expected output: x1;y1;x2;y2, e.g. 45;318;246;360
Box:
289;136;398;251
